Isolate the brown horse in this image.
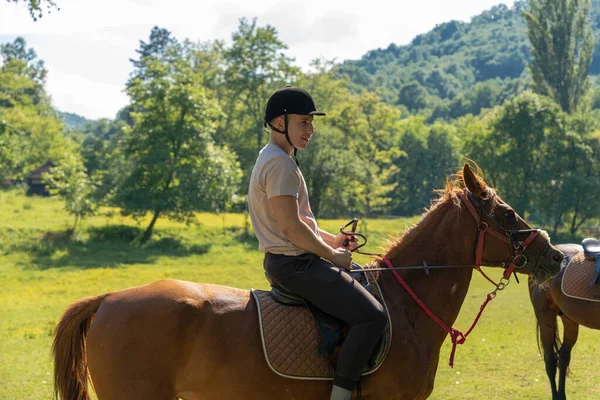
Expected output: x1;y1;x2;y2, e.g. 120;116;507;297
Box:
529;243;600;400
53;164;564;400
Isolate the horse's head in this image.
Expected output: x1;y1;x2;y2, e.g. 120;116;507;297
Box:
459;164;563;284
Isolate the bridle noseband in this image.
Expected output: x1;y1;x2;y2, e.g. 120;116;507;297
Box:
457;189;548;281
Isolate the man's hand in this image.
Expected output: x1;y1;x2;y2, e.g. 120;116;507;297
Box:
330;248;353;271
332;233;359;251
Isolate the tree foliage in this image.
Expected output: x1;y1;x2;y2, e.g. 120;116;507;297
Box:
114;27;243;241
218;18;299;188
43;153;96;231
523;0;596;113
5;0;59;21
0;37;74;181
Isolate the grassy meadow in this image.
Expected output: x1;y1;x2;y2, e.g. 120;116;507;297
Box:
0;188;598;400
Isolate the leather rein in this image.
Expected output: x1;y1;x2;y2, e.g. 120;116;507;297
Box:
340;188;546;367
341;189;546;283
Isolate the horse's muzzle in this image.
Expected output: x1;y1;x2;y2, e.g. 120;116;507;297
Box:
532;247;564;284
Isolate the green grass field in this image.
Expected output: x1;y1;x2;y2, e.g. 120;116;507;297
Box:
0;188;598;400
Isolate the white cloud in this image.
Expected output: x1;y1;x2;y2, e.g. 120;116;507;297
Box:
0;0;515;119
46;63;129;120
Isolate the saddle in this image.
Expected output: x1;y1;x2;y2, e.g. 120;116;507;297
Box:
562;238;600;302
265;264;374;355
582;238;600;286
251;264;391;380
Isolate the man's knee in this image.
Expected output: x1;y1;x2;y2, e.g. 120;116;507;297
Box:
372;303;387;329
362;301;386;331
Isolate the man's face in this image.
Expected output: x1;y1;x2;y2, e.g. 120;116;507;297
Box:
273;114;315;150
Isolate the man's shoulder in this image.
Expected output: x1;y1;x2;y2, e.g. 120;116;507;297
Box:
259;143;289;159
256;144;296;170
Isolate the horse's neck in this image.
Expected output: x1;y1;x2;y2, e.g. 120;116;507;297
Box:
378;200;475;346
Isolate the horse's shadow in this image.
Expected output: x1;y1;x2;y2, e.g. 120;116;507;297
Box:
14;225;212;270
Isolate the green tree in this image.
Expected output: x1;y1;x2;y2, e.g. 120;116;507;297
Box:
0;38;75;181
1;37;49;108
116;27;243;241
523;0;595;113
564;135;600;235
1;37;47;85
397;81;429;111
299;64;401;218
534;121;600;236
554;137;599;236
389;129;428;215
463;91;565;218
0;120;14;175
221;17;299;183
43;153;96;231
78;115;131;204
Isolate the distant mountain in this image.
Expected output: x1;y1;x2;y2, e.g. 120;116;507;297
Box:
335;0;600;119
58;111;96;131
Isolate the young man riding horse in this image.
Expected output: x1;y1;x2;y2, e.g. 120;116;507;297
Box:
248;86;388;400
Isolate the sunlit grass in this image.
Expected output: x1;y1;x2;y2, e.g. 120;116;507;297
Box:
0;188;597;399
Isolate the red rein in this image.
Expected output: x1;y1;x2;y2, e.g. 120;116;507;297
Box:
381;256;491;367
381;191;540;367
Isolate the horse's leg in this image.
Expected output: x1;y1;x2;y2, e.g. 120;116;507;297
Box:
529;279;560;399
557;314;579;400
539;319;560;399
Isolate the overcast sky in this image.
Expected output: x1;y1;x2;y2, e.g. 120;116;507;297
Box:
0;0;514;120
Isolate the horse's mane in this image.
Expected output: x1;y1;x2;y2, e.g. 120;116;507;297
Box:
369;164;498;267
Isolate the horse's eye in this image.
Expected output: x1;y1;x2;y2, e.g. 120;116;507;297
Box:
505;210;516;222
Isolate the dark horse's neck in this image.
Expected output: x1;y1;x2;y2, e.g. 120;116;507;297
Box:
374;194;478;388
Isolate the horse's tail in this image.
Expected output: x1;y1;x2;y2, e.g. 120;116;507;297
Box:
53;293;109;400
535;319;562;364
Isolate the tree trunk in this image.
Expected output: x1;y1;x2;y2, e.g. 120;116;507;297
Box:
143;210;161;243
311;180;322;218
256;120;263;157
551;213;563;239
72;214;80;232
569;206;586;237
570;208;588;237
244;210;250;239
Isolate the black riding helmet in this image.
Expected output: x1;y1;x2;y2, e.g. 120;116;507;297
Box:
264;86;326;164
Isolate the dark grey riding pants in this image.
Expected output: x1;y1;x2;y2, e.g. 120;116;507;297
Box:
264;253;387;391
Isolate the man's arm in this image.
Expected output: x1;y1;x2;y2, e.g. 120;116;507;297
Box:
319;228;358;251
269;195;352;270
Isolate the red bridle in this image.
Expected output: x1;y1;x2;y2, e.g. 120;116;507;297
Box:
380;189;542;367
456;189;541;282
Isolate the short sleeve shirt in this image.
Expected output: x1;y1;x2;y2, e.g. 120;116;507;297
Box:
248;142;320;255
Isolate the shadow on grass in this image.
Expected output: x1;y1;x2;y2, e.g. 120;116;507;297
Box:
228;226;259;249
18;225;212;270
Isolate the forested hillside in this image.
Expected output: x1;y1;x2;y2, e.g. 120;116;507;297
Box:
336;0;600;120
58;111;95;131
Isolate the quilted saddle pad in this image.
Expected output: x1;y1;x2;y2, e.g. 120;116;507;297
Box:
251;270;392;380
562;252;600;302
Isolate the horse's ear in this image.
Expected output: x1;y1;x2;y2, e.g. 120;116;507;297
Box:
463;163;487;198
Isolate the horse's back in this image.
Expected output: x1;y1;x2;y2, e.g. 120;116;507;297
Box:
555;244;583;262
89;279;252;337
86;279;261;399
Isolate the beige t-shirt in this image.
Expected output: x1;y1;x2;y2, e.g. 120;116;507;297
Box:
248;142;320;256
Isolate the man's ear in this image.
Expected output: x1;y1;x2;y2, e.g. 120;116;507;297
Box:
271;116;285;131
